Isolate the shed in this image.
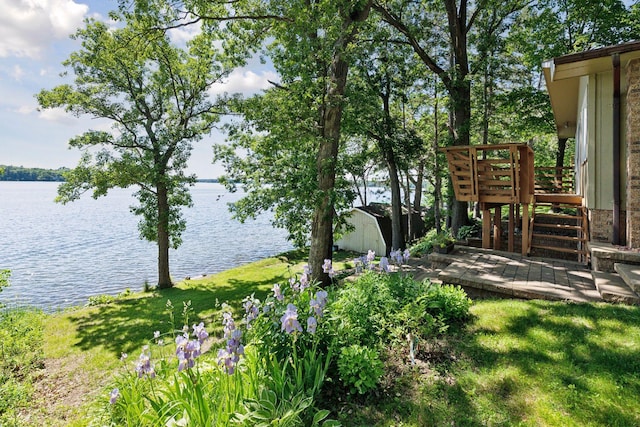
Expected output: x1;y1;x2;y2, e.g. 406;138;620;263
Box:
335;203;425;255
335;206;387;256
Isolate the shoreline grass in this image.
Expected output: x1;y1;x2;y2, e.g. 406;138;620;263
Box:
2;252;640;426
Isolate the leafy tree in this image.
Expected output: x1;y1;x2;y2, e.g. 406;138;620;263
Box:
37;11;237;288
0;166;69;181
374;0;528;235
508;0;633;172
168;0;373;284
348;24;425;249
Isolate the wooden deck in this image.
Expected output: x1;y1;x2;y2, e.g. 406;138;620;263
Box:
415;246;603;303
442;143;588;261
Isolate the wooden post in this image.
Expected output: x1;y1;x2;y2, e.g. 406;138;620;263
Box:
521;203;529;256
482;206;491;249
493;206;502;250
508;203;515;253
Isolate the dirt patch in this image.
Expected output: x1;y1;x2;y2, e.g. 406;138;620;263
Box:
19;354;106;425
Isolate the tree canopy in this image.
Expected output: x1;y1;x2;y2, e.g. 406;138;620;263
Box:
37;9;242;288
41;0;635;281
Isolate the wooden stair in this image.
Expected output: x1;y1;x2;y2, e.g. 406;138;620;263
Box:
528;194;589;263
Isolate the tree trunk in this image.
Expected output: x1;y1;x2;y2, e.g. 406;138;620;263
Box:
157;181;172;289
308;48;347;287
449;76;472;236
308;2;371;285
403;172;412;242
386;157;405;251
433;81;442;234
412;160;424;239
556;137;568;184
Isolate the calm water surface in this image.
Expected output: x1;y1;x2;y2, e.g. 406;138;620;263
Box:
0;182;293;310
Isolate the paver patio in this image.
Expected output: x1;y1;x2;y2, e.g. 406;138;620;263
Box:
412;246;603;303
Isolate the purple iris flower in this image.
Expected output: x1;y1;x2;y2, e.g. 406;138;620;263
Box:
307;316;317;334
280;303;303;334
379;256;390;272
135;347;156;378
192;322;208;344
109;388;119;405
272;283;284;301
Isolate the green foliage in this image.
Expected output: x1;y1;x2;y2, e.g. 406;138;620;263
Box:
456;220;482;240
86;294;116;306
422;284;473;324
337;344;384;395
36;6;244;287
0;269;8;293
330;271;472;394
86;289;132;306
332;271;466;347
0;165;69;181
0;308;44;425
409;229;455;256
108;269;338;426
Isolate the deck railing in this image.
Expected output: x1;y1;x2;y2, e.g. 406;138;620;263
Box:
443;143;535;205
534;166;575;194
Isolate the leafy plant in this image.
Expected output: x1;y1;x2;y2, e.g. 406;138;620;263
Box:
108;265;338;426
409;229;455;256
0;308;44;425
422;284;472;324
0;269;8;292
456;221;482;240
337;344;384;395
86;294;116;306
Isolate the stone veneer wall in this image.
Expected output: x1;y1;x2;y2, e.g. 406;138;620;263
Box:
627;58;640;248
589;209;626;244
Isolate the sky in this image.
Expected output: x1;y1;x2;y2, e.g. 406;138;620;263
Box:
0;0;278;179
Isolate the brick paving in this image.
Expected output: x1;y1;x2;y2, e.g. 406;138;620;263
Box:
416;246;603;303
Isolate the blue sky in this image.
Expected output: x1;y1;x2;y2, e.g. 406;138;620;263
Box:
0;0;276;179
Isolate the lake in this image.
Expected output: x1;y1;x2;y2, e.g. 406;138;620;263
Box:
0;182;294;311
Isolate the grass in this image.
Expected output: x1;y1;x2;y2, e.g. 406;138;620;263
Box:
337;299;640;426
2;251;640;426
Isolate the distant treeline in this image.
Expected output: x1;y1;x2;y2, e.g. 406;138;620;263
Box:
0;165;69;181
0;165;220;182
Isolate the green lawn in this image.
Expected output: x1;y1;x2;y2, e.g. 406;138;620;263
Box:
3;252;640;426
358;300;640;427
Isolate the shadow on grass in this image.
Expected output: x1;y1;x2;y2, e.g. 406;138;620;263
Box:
431;300;640;426
66;274;282;357
65;249;353;359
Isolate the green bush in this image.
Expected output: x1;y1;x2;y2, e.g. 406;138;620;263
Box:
0;308;44;425
456;220;481;240
337;344;384;395
409;229;455;257
331;272;469;351
423;284;472;324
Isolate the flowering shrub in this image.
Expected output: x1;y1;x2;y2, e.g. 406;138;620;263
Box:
107;265;338;427
105;255;471;425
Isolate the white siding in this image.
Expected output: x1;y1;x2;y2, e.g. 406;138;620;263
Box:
335;209;386;255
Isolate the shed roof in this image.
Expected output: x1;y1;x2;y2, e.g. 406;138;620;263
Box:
542;40;640;138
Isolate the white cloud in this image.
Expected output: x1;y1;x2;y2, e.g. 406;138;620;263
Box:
14;104;35;115
10;64;25;81
38;106;78;124
168;19;202;45
209;69;280;96
0;0;88;59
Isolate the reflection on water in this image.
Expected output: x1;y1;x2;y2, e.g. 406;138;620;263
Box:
0;182;293;311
